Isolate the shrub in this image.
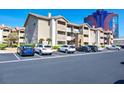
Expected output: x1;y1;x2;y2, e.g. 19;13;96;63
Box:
12;44;18;47
0;44;8;50
20;44;35;48
101;45;105;48
52;45;60;49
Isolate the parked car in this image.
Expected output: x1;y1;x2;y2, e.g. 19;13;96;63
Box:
98;47;105;52
76;46;91;52
119;45;124;49
17;46;35;56
35;44;53;55
87;45;98;52
59;45;76;53
106;45;121;50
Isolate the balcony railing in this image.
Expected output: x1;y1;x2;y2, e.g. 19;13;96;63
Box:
67;28;72;32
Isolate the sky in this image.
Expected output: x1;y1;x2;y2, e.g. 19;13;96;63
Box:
0;9;123;37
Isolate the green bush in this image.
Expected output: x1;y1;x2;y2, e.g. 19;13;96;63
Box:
101;45;105;48
52;45;60;49
0;44;8;50
20;44;35;48
12;44;18;47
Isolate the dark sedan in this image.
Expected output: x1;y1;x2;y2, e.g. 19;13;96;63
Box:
17;46;35;56
76;46;91;52
87;45;98;52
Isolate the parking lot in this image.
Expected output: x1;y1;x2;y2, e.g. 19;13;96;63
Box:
0;49;122;63
0;49;124;84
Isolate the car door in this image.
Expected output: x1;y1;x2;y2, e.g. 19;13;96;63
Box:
34;45;38;52
60;46;64;51
63;45;68;51
35;45;41;52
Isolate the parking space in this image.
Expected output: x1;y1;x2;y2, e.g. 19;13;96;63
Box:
0;51;85;62
0;53;18;61
0;49;123;63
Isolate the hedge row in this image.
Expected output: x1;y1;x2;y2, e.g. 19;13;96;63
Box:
0;44;8;50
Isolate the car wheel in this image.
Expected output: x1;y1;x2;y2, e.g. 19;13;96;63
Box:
20;52;23;56
65;50;68;53
49;53;52;55
39;50;42;55
32;53;35;56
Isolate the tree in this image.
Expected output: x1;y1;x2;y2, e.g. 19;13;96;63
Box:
46;38;52;45
4;33;18;47
39;38;44;44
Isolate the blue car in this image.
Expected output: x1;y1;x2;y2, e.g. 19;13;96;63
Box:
17;46;35;56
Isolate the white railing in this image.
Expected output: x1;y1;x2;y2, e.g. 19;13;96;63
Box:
67;28;72;32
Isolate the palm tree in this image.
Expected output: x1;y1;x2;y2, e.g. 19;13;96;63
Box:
39;38;44;44
46;38;52;45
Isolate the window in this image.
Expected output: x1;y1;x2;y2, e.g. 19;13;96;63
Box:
58;21;66;25
100;37;104;39
3;29;9;32
20;37;25;39
62;45;68;47
84;42;88;45
84;27;89;30
57;41;65;44
67;32;72;36
20;31;24;33
3;36;7;38
84;34;89;37
58;31;66;35
38;45;43;47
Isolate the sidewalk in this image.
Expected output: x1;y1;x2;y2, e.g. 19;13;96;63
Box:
0;48;17;54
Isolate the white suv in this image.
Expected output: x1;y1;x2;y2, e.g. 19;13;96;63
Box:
35;44;53;55
106;45;121;50
59;45;76;53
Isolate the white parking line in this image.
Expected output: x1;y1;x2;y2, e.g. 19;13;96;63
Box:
35;53;42;58
0;50;121;64
13;53;21;60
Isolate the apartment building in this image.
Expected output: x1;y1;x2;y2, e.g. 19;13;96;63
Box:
24;13;113;47
0;25;25;44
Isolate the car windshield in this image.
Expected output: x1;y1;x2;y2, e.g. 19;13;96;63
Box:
23;46;32;49
69;46;75;48
112;45;115;47
44;45;51;48
38;45;42;47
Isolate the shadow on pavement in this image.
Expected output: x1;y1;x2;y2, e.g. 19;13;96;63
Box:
114;80;124;84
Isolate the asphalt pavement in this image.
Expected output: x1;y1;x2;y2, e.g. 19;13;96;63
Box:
0;50;124;84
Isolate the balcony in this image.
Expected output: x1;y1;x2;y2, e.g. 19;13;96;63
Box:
19;39;24;43
57;34;67;41
100;39;104;43
83;37;89;42
73;29;79;33
83;30;89;35
2;32;10;36
19;33;25;37
100;33;104;37
67;28;72;32
67;36;72;41
57;24;67;31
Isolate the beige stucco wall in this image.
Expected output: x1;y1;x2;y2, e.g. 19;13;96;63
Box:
38;19;50;42
90;30;96;45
